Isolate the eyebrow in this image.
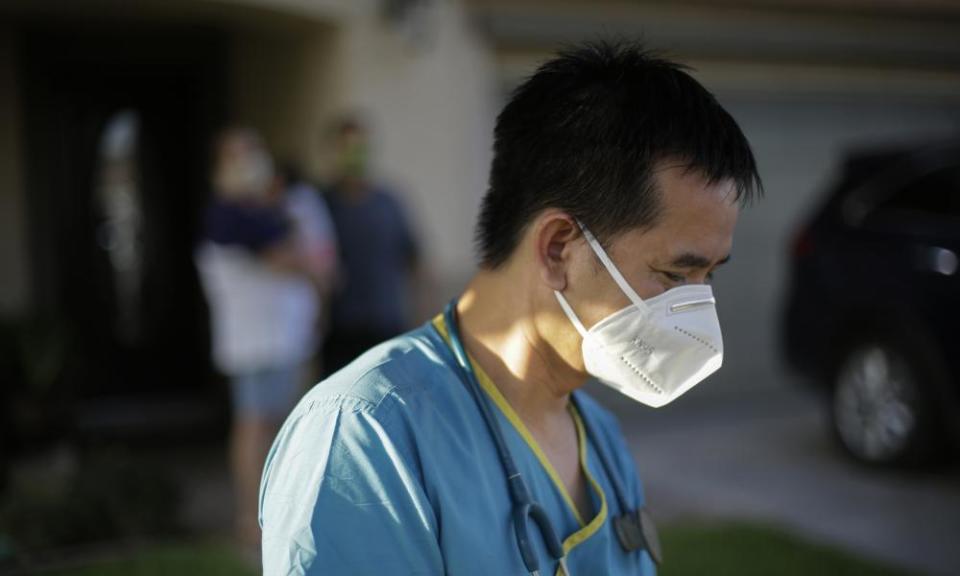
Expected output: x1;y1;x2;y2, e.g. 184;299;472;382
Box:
670;252;731;269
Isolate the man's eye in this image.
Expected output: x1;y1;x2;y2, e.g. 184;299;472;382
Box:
661;271;686;284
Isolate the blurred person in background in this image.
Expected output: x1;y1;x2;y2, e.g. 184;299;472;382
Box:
321;117;420;375
194;128;319;551
260;41;761;575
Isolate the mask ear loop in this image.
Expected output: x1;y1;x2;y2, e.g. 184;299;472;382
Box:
578;224;647;310
553;221;649;335
554;291;588;337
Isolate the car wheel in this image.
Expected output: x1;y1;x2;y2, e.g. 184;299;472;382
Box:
831;342;934;466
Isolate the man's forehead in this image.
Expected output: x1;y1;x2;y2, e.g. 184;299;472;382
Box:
608;223;732;258
651;232;734;267
607;211;736;268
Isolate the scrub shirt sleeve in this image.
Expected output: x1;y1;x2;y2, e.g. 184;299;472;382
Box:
259;401;443;575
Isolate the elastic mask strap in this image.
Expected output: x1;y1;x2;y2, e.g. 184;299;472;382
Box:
579;224;646;309
554;291;588;338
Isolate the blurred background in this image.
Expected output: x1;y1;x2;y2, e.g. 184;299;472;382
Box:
1;0;959;574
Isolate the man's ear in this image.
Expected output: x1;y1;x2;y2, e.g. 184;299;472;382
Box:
534;211;581;291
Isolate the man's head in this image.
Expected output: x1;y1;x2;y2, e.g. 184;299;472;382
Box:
332;115;371;186
477;41;760;269
473;41;761;376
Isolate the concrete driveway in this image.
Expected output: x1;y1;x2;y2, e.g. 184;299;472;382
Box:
587;381;960;576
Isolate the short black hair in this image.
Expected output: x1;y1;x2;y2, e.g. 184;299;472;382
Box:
476;40;762;268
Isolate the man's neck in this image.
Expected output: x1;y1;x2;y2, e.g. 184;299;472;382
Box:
456;268;585;428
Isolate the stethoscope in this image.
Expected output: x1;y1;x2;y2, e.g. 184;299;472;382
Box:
442;300;662;576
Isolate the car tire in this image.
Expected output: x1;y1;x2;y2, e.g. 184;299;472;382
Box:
830;338;942;467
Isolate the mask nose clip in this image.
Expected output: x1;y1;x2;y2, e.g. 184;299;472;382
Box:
668;297;716;314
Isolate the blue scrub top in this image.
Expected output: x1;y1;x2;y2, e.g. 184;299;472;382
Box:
259;315;657;575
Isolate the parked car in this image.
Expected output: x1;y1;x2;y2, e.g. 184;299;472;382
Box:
782;140;960;466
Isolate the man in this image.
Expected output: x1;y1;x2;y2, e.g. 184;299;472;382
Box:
322;117;420;375
260;41;761;575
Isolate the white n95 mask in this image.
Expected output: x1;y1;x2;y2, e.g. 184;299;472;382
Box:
554;225;723;408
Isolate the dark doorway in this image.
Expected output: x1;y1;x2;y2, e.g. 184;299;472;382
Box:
19;21;228;439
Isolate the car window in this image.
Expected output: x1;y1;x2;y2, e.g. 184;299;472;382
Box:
882;164;960;218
